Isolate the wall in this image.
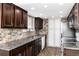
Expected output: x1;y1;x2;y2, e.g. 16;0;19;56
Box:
61;21;74;37
48;17;75;47
48;18;55;47
54;19;61;47
27;15;35;31
76;30;79;41
39;19;48;35
47;18;61;47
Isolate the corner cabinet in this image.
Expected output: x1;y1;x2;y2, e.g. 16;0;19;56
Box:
1;3;28;28
1;3;14;28
35;17;43;30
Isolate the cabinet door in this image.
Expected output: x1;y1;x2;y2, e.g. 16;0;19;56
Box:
10;45;25;56
2;3;14;28
35;17;43;30
39;19;43;29
26;42;35;56
23;11;27;28
34;39;41;56
26;41;37;56
64;49;71;56
74;4;79;29
14;7;22;28
38;38;42;53
27;46;33;56
35;18;39;30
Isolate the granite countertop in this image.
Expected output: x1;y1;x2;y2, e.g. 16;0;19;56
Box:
0;34;45;51
64;45;79;50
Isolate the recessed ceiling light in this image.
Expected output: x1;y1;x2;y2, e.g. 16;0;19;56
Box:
52;16;54;18
60;15;63;18
59;11;63;14
40;13;43;16
59;3;63;5
31;7;35;10
45;17;47;18
44;5;48;8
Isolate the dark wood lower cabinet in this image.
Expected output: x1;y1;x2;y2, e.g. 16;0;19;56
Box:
1;3;28;28
34;38;42;56
26;42;34;56
9;38;41;56
10;45;26;56
64;48;79;56
27;46;33;56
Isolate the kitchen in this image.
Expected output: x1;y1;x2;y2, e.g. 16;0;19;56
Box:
0;3;47;56
0;3;79;56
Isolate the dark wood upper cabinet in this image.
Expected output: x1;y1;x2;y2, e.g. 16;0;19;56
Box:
35;17;43;30
1;3;14;28
1;3;28;28
73;3;79;29
23;11;27;28
14;6;23;28
67;3;79;29
33;38;42;56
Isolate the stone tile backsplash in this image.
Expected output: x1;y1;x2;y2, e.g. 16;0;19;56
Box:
0;29;36;44
0;19;48;44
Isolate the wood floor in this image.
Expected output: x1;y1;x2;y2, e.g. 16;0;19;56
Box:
38;47;61;56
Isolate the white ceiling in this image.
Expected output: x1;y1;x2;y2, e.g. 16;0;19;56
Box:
14;3;74;19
